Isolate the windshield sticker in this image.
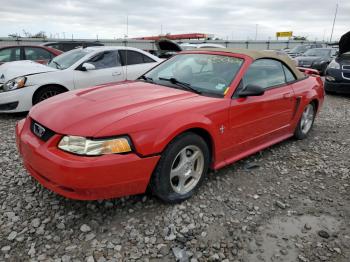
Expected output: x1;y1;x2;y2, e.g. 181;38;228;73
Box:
215;83;226;90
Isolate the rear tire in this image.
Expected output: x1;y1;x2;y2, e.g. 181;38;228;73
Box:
33;86;66;105
150;132;210;203
294;103;316;140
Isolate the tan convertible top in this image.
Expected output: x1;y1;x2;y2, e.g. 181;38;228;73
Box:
199;48;305;80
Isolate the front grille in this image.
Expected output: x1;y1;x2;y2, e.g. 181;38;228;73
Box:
343;65;350;70
343;72;350;80
30;120;55;142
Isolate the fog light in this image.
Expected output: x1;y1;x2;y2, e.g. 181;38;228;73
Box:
326;76;335;82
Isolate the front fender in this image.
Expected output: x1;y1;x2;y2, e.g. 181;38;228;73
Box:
133;113;218;157
27;71;74;91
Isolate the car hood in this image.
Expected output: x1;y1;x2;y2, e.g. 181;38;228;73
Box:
295;56;325;62
29;81;198;137
339;31;350;55
0;60;57;84
153;39;182;58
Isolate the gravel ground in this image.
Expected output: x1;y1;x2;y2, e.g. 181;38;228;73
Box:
0;94;349;262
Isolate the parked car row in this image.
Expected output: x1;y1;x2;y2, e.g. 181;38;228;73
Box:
324;31;350;94
286;43;323;58
0;46;161;112
294;48;338;75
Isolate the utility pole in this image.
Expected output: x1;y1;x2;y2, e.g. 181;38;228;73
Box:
126;14;129;38
322;29;326;42
329;1;338;43
255;24;258;40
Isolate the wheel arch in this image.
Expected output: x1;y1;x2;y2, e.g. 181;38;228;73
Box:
32;84;69;105
310;98;319;112
153;124;217;168
180;127;215;165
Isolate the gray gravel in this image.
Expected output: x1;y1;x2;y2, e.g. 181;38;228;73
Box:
0;94;349;262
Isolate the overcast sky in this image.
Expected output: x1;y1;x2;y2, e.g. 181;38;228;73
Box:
0;0;348;41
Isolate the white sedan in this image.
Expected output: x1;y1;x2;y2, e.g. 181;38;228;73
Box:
0;46;161;112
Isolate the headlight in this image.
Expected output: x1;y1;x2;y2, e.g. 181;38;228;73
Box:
58;136;132;156
328;60;340;70
3;76;27;92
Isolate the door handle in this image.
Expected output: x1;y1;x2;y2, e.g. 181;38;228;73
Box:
112;71;122;76
283;93;293;99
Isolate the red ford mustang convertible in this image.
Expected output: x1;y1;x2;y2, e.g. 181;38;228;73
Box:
16;49;324;203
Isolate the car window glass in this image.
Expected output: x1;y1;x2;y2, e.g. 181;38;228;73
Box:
243;59;286;89
25;47;52;60
48;48;93;70
145;54;243;96
88;51;120;69
142;54;156;63
119;50;154;65
0;47;21;62
283;65;296;82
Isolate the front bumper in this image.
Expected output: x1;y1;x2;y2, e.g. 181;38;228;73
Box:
325;68;350;94
16;118;160;200
324;81;350;94
0;85;38;113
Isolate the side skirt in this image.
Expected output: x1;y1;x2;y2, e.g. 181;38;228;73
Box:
213;133;294;170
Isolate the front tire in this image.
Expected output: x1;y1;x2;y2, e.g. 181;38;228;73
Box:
150;132;210;203
294;103;316;140
33;86;66;105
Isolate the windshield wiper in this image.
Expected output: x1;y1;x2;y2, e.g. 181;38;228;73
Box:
138;75;154;83
158;77;201;94
52;61;62;69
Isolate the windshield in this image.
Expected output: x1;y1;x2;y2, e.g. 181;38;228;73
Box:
303;49;330;57
48;48;92;69
144;54;243;96
290;45;309;53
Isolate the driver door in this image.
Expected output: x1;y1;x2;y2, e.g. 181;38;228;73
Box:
227;59;296;158
73;50;124;90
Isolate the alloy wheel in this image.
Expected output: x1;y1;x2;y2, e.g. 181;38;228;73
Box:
170;145;204;195
39;90;60;102
300;104;315;134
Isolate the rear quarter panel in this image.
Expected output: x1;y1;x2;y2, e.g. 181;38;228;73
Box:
291;75;324;128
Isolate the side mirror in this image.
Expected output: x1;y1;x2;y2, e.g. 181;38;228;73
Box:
239;84;265;97
81;62;96;71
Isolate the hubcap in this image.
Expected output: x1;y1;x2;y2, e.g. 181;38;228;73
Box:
39;90;60;102
300;104;315;134
170;145;204;195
